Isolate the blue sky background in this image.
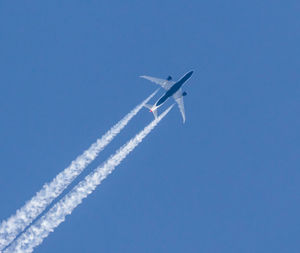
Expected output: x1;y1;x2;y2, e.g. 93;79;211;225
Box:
1;1;299;252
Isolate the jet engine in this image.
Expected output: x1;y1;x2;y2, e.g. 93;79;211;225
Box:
167;76;172;81
182;91;187;96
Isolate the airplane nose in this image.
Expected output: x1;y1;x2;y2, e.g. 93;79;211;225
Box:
187;70;194;78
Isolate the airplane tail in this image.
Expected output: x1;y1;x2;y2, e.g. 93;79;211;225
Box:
144;104;158;119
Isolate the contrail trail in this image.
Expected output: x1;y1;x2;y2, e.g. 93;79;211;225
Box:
4;105;173;253
0;90;158;251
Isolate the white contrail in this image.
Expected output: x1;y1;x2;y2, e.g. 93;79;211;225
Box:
4;105;173;253
0;90;158;250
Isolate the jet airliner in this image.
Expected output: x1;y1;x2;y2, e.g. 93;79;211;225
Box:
140;70;193;123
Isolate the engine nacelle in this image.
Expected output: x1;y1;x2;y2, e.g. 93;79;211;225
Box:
167;76;172;81
182;91;187;96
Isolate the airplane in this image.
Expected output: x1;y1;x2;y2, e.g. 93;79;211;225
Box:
140;70;193;123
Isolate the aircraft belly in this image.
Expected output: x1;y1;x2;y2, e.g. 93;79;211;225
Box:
156;94;169;106
166;83;181;97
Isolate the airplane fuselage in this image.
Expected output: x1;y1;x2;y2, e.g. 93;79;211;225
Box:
154;70;193;109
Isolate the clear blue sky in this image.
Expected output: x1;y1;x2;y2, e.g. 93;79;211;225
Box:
1;1;299;252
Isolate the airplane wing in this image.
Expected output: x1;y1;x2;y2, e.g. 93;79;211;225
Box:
172;89;186;123
140;75;175;90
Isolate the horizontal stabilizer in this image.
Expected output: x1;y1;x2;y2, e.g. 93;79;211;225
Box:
143;103;158;119
143;103;152;110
